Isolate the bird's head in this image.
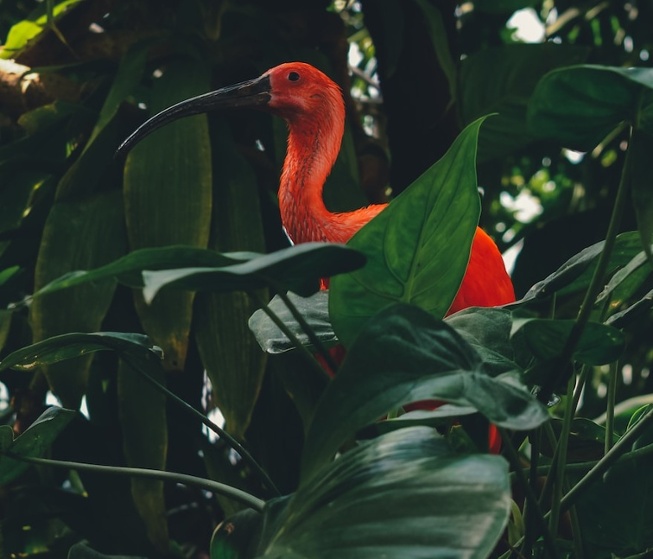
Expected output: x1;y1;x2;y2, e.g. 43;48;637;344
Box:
116;61;344;157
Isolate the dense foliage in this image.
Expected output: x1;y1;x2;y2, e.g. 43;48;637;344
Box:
0;1;652;558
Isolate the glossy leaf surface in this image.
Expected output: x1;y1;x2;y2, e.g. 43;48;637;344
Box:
329;118;485;347
248;291;336;354
301;304;548;484
258;427;510;559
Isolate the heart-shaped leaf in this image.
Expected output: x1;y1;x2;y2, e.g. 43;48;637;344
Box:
329;118;485;346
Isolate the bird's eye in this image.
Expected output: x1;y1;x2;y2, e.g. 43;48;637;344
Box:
288;71;300;82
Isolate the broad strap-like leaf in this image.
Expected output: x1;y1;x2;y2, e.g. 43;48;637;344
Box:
141;243;366;303
301;303;548;484
123;54;213;370
329;118;486;347
32;245;250;296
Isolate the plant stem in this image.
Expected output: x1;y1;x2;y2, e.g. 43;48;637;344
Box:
605;361;618;454
539;128;633;403
122;355;280;497
498;427;561;559
549;375;576;536
276;290;339;372
2;451;266;512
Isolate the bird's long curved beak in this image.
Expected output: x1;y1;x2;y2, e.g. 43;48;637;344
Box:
115;74;271;158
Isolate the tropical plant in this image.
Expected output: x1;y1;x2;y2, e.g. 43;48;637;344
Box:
0;1;652;558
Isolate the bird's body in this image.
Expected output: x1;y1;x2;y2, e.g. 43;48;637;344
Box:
117;61;515;313
268;62;515;313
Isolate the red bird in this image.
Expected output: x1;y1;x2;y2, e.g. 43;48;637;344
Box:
117;62;515;313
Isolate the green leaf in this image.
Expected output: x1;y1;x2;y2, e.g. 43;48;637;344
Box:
515;318;625;365
521;231;643;303
195;117;268;439
460;44;590;161
118;359;169;553
68;541;148;558
30;190;126;408
259;427;510;559
329;118;485;347
33;246;249;296
123;54;213;370
528;65;653;150
0;406;76;484
0;332;160;373
141;243;366;303
248;291;336;354
446;307;532;375
301;304;548;484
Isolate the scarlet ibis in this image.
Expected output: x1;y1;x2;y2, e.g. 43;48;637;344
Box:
117;62;515;313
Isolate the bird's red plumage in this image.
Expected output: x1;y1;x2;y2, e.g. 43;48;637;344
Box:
264;62;515;312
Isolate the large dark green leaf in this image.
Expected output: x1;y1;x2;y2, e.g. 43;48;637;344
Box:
123;54;213;370
118;359;169;553
256;427;510;559
141;243;366;303
329;118;485;347
32;245;249;297
248;291;336;354
29;190;126;408
195;117;268;439
528;65;653;150
460;44;590;161
301;304;548;484
0;406;76;484
514;318;625;365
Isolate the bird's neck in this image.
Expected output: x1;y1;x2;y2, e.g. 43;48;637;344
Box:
278;106;344;244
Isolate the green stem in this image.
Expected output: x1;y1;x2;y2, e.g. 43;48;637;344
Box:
276;290;339;372
605;361;618;454
2;451;266;512
549;375;576;536
122;355;280;497
498;427;561;559
249;291;331;381
539;129;633;403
